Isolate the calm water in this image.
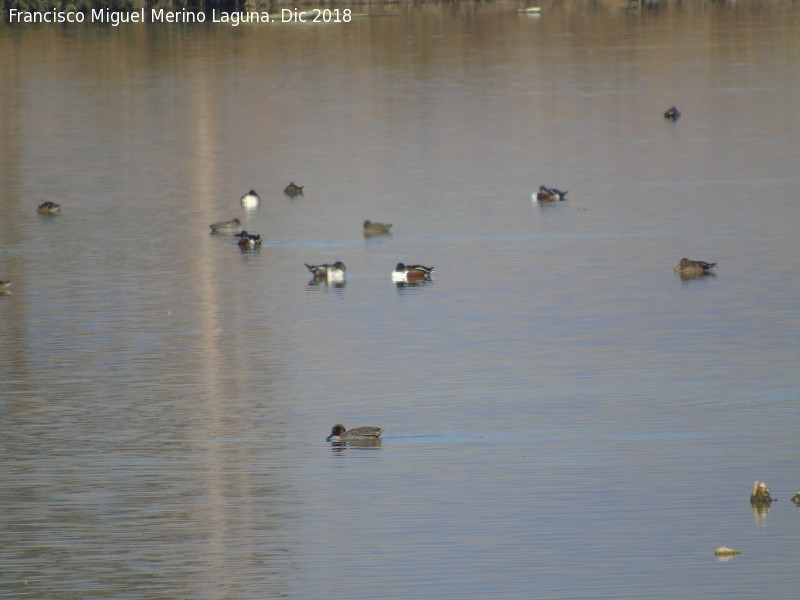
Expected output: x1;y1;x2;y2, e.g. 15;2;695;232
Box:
1;1;799;598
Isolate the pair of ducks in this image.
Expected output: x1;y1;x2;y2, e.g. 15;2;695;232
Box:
239;183;303;208
207;215;262;250
207;218;261;247
304;262;434;284
212;219;392;238
208;219;263;249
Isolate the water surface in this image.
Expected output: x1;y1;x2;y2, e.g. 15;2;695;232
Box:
1;2;799;598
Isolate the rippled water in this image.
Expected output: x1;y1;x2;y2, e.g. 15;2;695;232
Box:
1;1;799;598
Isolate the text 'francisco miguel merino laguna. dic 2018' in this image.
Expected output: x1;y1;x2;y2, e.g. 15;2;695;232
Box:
7;8;353;26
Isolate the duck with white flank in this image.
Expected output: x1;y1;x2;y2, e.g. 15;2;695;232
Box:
240;189;260;209
392;263;434;283
305;261;347;284
235;230;262;248
535;185;568;202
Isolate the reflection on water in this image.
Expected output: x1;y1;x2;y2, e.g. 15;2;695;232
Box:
307;278;347;289
675;270;717;282
394;280;433;290
329;439;383;451
1;1;799;598
751;503;771;528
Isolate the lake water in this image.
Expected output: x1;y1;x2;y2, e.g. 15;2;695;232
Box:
1;1;799;598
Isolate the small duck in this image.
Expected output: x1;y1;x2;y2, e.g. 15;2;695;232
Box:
36;201;61;215
305;261;347;283
664;106;681;121
240;189;260;209
326;424;383;442
363;220;392;236
536;185;568;203
283;182;304;197
674;257;716;277
750;481;773;506
209;217;242;233
235;230;262;248
714;547;741;557
392;263;434;283
0;281;11;295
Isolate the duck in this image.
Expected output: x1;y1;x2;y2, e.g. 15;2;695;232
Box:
392;263;434;283
536;185;568;202
235;230;262;248
305;261;347;283
363;220;392;236
240;189;260;209
326;424;383;442
36;201;61;215
750;481;773;506
664;106;681;121
674;257;716;277
283;182;304;197
209;217;242;233
0;281;11;295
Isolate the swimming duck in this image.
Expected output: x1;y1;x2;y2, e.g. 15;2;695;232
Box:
536;185;568;202
209;217;242;233
283;182;304;197
674;257;716;277
240;190;260;209
0;281;11;295
235;230;262;248
664;106;681;121
305;261;347;283
363;220;393;236
36;201;61;215
392;263;434;283
326;424;383;442
714;547;741;557
750;481;773;506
